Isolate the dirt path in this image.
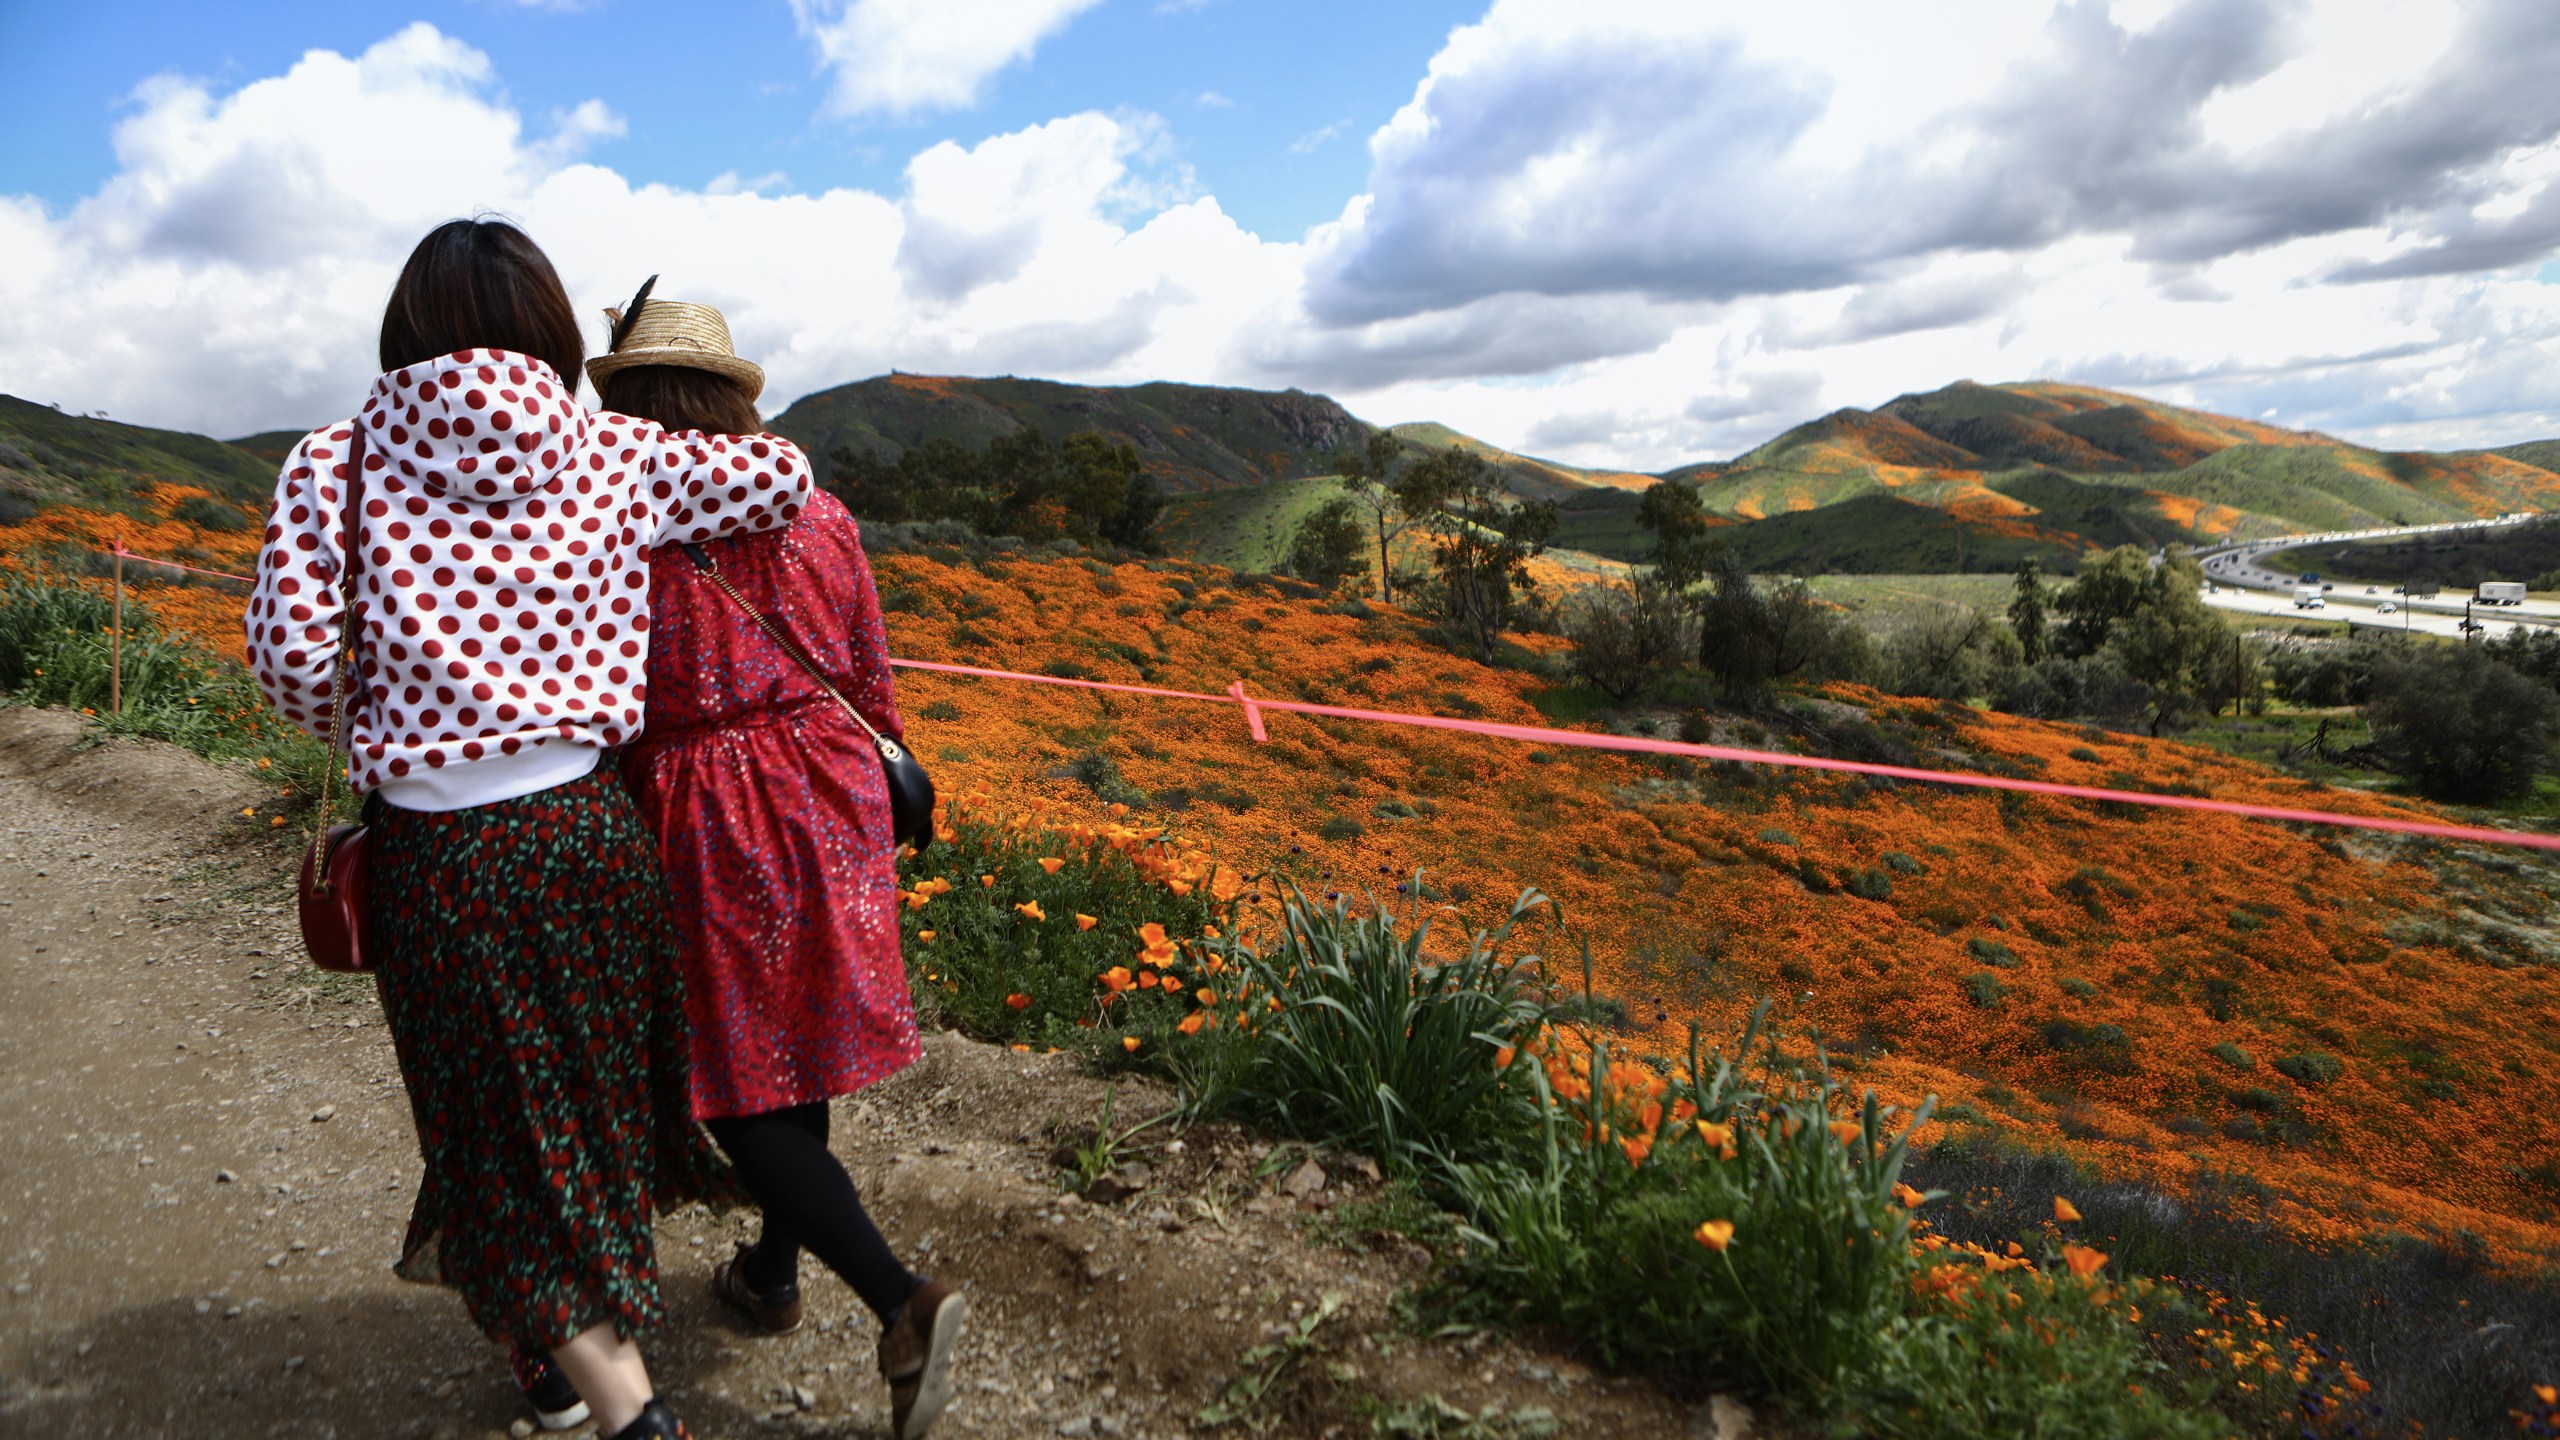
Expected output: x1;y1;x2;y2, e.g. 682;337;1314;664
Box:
0;709;1735;1440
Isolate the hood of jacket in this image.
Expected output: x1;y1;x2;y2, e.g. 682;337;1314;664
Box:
356;349;587;504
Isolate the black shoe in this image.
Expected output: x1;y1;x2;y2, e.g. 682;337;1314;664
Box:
507;1347;591;1432
605;1399;691;1440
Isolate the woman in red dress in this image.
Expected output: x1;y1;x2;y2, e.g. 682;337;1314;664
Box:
592;295;966;1440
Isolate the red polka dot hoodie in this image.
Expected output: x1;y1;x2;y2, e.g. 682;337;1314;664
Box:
247;348;811;812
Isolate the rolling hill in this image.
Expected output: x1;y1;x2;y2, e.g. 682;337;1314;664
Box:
1566;379;2560;574
0;395;276;525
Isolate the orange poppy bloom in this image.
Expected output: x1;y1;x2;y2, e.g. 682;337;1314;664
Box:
1161;980;1185;998
1122;1036;1141;1053
1099;966;1133;993
1619;1134;1652;1167
1016;900;1048;922
1830;1119;1864;1147
1076;913;1098;931
1693;1121;1737;1159
979;874;995;888
2062;1244;2108;1280
1039;857;1065;874
1693;1220;1735;1252
1137;922;1170;948
1005;993;1032;1010
1138;971;1159;989
1193;989;1218;1006
1176;1012;1205;1035
918;930;937;943
1894;1183;1928;1208
2054;1197;2083;1223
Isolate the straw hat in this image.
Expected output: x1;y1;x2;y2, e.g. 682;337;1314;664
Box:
586;295;765;400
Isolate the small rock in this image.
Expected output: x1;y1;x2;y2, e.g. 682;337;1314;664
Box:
1280;1158;1327;1199
1333;1153;1383;1186
282;1355;305;1373
509;1420;536;1439
309;1106;335;1124
192;1297;211;1314
1057;1419;1093;1438
265;1252;288;1270
215;1169;238;1184
793;1385;816;1411
1097;1419;1125;1437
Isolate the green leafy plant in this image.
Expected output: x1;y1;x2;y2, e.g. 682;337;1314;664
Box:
1195;1291;1348;1431
1190;883;1552;1185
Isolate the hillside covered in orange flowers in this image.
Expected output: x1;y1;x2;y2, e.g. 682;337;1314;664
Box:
7;471;2559;1280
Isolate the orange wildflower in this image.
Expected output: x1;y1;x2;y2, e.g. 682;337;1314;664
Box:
1122;1036;1141;1053
1176;1012;1205;1035
2054;1197;2083;1223
1830;1119;1864;1147
1099;966;1133;993
1693;1121;1737;1159
1693;1220;1735;1252
1039;857;1065;874
2062;1244;2108;1280
1894;1183;1928;1208
917;930;937;943
979;874;995;888
1076;913;1098;931
1137;922;1170;947
1193;989;1218;1006
1138;970;1159;989
1015;900;1047;922
1005;993;1032;1010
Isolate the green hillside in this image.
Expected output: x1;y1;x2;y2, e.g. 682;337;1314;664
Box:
1154;475;1350;573
767;374;1371;494
0;394;278;523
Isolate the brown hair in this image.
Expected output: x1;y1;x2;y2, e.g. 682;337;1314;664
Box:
378;219;584;385
595;363;763;436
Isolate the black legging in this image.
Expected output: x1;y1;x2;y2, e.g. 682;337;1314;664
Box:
704;1102;917;1323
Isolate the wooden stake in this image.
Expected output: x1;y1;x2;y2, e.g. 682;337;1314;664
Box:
110;546;125;715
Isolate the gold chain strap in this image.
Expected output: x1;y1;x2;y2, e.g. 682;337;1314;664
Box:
690;552;908;763
306;426;366;894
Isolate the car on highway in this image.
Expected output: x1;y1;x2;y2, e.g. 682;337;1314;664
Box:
2376;601;2397;614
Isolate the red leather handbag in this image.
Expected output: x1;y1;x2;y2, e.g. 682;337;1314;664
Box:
296;423;375;974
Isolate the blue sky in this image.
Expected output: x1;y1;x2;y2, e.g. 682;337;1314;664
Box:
7;1;2560;467
0;1;1471;245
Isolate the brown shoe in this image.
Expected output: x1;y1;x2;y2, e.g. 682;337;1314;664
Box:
877;1278;967;1439
710;1242;804;1335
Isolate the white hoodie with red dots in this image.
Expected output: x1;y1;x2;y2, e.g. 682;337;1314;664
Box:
247;348;811;812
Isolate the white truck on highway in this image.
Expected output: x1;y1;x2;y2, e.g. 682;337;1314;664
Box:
2293;586;2326;610
2476;581;2527;606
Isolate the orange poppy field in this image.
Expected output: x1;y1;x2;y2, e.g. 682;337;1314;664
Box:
11;485;2560;1281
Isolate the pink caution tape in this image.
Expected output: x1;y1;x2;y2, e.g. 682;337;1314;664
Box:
890;657;2560;853
111;542;255;584
97;545;2560;852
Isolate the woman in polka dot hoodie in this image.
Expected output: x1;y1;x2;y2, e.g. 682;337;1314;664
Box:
244;220;805;1440
249;327;807;809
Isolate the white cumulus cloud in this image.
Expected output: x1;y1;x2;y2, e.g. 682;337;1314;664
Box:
790;0;1107;119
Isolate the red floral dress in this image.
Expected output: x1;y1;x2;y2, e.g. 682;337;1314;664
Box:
620;489;922;1121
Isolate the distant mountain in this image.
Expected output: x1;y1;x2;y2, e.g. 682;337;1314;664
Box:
1566;380;2560;573
766;374;1372;495
0;395;276;525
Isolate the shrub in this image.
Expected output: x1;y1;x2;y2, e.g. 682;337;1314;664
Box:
2233;1086;2284;1113
2057;977;2098;998
1845;868;1894;902
1880;851;1925;875
2273;1050;2344;1085
2364;644;2560;804
1757;827;1797;846
2209;1042;2254;1071
919;699;963;722
1317;815;1365;843
1962;972;2009;1008
1561;577;1691;702
1965;937;2018;969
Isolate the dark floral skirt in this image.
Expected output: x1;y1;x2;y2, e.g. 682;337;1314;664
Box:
366;764;734;1350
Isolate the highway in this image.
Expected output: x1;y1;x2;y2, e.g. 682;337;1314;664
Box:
2190;514;2556;639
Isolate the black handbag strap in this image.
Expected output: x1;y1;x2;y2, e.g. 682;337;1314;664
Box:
678;543;910;763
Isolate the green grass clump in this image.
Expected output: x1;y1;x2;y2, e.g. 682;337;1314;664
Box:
0;570;340;806
1966;937;2019;968
2273;1050;2344;1085
2209;1042;2254;1071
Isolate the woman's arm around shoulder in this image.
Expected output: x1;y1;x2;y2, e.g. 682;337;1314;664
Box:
608;411;813;549
244;423;359;740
